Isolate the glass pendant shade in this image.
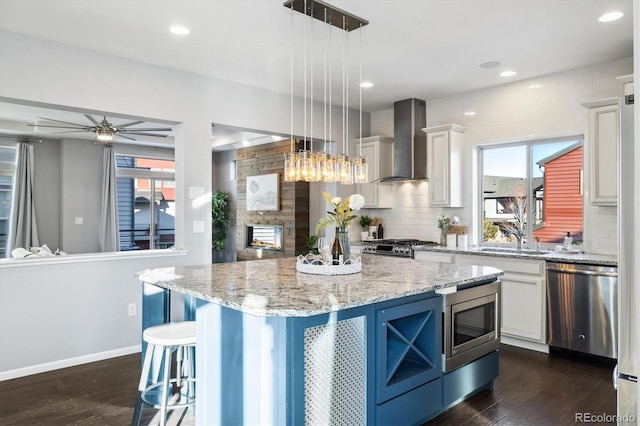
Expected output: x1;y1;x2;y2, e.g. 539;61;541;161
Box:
298;150;317;182
311;152;323;182
338;154;353;185
353;156;368;183
284;152;300;182
317;152;336;182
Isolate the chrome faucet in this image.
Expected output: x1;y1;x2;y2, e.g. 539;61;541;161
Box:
535;237;541;252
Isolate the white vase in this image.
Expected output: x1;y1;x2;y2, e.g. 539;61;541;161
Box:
361;231;369;241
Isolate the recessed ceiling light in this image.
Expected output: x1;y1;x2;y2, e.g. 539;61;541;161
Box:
170;25;191;35
528;83;543;89
360;81;374;88
500;70;517;77
463;111;477;117
480;61;501;69
598;11;623;22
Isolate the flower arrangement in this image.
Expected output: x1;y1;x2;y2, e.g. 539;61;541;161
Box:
315;192;365;234
437;214;460;233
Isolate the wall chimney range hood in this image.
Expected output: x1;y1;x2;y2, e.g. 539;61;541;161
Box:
378;98;427;182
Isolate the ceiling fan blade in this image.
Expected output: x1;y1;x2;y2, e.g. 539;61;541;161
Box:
120;127;173;132
49;130;92;134
84;114;100;126
116;134;137;141
34;117;88;127
117;120;145;128
122;131;169;138
27;124;92;130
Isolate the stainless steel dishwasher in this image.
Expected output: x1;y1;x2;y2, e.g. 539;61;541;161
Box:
546;262;618;359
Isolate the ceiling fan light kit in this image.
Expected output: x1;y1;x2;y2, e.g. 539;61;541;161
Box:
95;128;113;142
28;114;172;143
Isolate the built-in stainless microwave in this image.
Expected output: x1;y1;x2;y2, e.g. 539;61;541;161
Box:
442;281;501;372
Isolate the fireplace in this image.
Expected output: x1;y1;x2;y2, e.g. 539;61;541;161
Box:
246;224;283;251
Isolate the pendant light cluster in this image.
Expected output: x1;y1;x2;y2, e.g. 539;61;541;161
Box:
283;0;369;185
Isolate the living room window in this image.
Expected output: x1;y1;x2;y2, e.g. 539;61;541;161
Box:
116;156;175;251
480;136;583;247
0;146;16;258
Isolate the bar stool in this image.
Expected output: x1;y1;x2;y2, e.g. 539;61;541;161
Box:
132;321;196;426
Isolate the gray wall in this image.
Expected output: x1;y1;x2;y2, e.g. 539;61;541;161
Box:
32;138;61;250
59;138;103;253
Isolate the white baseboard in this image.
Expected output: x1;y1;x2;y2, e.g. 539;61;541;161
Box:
0;345;142;381
501;336;549;353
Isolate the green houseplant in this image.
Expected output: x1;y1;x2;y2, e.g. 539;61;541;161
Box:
359;215;372;230
212;190;231;252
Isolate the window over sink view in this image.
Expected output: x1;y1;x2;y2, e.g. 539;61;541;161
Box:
481;136;583;249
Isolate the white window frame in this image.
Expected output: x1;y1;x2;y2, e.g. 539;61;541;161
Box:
477;134;583;248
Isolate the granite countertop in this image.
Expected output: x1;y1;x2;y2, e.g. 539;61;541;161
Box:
412;245;617;266
136;256;502;317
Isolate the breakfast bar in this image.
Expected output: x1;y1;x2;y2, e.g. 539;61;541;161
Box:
136;256;503;425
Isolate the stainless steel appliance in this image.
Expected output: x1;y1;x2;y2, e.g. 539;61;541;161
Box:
616;93;637;419
442;281;501;372
361;239;439;258
546;262;618;358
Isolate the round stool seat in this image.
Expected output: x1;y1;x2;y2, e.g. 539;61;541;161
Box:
143;321;196;346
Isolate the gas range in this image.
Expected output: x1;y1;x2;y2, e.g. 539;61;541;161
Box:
361;239;439;258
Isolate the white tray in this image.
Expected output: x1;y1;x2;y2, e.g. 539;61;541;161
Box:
296;254;362;275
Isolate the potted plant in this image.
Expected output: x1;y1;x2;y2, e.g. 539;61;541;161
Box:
359;215;372;241
212;190;231;255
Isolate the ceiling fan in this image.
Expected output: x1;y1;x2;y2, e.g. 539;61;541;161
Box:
29;114;173;142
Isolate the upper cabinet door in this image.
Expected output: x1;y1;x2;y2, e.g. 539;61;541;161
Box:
424;124;466;207
584;100;618;206
355;136;394;208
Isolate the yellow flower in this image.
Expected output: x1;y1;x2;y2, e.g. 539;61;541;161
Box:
315;191;365;235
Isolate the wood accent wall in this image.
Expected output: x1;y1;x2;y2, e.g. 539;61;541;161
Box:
236;140;309;261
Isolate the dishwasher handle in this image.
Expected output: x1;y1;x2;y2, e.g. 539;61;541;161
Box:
546;266;618;277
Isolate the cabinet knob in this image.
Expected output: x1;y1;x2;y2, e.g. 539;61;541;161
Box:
579;334;586;340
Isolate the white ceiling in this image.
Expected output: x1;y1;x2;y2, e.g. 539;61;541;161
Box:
0;0;634;148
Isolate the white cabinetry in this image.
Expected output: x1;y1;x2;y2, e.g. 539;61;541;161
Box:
455;254;548;353
355;136;393;208
423;124;466;207
583;99;618;206
413;251;454;263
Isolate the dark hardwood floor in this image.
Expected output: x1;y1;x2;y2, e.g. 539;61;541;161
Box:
427;345;617;426
0;344;616;425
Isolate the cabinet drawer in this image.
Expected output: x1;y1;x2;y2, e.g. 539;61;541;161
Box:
376;378;441;426
455;254;544;276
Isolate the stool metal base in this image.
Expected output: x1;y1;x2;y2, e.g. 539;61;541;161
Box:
141;378;196;409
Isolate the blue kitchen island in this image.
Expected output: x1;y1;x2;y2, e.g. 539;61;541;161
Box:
136;256;503;425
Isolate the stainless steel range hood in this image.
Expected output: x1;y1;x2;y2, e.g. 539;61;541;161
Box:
378;98;427;182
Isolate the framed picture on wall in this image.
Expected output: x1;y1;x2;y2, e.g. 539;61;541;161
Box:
246;173;279;211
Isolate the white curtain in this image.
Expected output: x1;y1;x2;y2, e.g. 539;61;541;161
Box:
99;146;120;252
9;143;39;252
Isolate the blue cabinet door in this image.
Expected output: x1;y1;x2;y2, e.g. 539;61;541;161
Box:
377;296;442;404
